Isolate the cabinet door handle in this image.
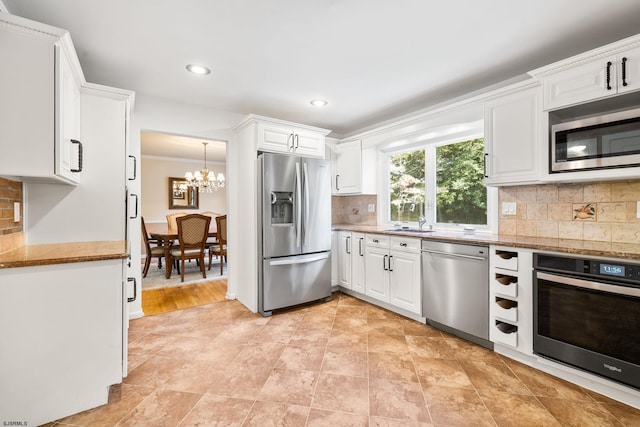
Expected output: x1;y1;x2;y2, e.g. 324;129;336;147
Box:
606;61;613;90
295;134;299;150
288;133;294;151
383;254;388;271
400;242;407;247
130;193;138;219
346;236;351;254
127;277;137;302
336;174;340;191
483;153;489;178
389;255;393;272
359;238;363;257
373;238;379;243
128;155;137;181
622;57;628;87
70;139;83;172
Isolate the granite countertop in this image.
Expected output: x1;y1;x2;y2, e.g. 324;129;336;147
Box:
332;224;640;261
0;241;128;269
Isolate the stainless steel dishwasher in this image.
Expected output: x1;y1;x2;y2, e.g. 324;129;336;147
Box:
421;240;490;347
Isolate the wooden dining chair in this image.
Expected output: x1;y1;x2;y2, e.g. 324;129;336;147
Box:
208;214;227;274
166;212;188;234
141;217;165;277
167;214;211;282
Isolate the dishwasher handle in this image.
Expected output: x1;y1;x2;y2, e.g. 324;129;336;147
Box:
422;248;486;261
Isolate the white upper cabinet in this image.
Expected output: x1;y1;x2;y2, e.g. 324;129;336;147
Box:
532;38;640;111
328;139;377;195
334;140;362;194
0;13;84;184
247;115;329;158
484;83;541;186
57;44;83;182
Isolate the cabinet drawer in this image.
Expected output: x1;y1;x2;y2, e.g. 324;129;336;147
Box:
366;234;389;248
493;297;518;323
390;236;420;253
491;273;518;298
494;250;518;271
491;321;518;347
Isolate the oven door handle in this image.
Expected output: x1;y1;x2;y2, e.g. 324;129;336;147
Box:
537;272;640;298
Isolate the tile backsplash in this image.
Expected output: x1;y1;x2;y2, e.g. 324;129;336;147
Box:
0;177;22;235
499;180;640;244
332;195;377;225
0;177;24;253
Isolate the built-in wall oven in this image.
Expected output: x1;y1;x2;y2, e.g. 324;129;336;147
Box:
533;253;640;389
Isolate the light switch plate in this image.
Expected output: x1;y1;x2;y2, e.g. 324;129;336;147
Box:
368;204;376;213
501;202;517;215
637;201;640;219
14;202;20;222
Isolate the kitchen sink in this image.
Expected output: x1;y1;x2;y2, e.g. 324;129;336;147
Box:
385;228;435;233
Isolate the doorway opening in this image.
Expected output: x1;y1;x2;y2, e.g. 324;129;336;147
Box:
139;130;228;311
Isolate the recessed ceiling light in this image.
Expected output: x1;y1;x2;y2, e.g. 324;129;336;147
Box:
186;64;211;75
310;99;328;107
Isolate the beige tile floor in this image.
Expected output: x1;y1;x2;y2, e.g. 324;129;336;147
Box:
51;292;640;426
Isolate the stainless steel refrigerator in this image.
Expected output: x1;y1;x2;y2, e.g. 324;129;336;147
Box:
257;153;332;316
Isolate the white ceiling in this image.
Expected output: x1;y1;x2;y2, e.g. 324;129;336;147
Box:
141;132;227;163
5;1;640;146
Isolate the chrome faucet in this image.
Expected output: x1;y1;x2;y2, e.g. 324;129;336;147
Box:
418;215;427;230
415;196;427;230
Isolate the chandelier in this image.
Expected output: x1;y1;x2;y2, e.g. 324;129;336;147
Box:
184;142;225;193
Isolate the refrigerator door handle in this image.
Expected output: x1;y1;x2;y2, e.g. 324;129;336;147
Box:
302;162;310;249
295;161;302;248
269;252;330;266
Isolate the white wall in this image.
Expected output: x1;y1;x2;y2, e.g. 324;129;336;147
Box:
141;156;227;224
129;93;246;318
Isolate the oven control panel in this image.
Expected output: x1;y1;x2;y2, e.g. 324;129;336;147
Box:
589;261;640;281
535;253;640;284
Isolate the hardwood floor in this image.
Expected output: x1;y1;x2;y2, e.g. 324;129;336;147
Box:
141;279;227;316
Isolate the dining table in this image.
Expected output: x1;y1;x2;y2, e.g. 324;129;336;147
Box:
148;222;218;279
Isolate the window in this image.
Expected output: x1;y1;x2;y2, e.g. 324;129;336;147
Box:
388;137;492;229
435;138;487;224
389;150;425;222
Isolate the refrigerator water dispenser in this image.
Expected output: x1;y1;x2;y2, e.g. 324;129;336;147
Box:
270;191;293;224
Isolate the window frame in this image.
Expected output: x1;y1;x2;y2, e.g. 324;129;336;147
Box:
380;124;498;233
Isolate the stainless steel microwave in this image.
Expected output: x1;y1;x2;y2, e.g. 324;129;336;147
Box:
551;107;640;172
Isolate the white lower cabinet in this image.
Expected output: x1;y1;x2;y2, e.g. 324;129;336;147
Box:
0;260;125;426
365;234;422;315
488;246;533;354
335;231;373;296
337;231;352;289
331;231;338;286
365;235;391;301
389;248;422;314
350;232;365;294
